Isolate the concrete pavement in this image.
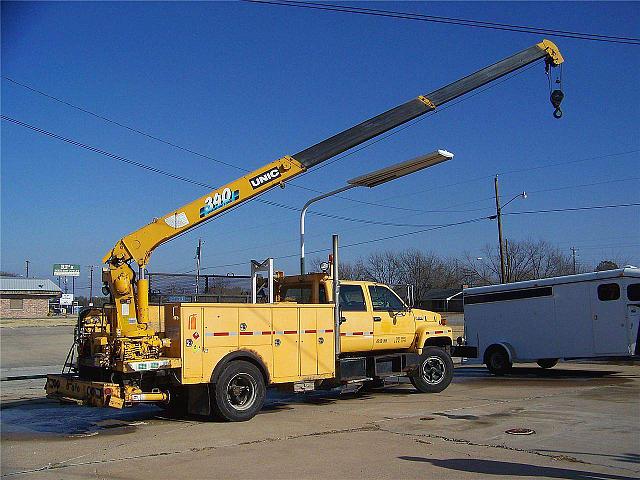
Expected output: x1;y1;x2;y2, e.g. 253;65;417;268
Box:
1;324;639;479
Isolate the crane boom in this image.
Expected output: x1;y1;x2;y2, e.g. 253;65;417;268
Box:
102;39;563;338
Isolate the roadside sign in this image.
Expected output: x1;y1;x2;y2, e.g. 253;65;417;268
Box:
53;264;80;277
60;294;74;306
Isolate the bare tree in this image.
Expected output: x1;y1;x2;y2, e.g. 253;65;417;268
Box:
464;238;584;284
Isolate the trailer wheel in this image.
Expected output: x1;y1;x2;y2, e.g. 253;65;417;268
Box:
410;347;454;393
211;361;265;422
537;358;558;369
485;346;512;376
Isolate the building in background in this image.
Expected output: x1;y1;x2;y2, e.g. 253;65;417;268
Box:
417;287;465;313
0;277;62;319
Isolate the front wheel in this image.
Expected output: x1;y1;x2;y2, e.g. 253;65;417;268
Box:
410;347;454;393
211;361;266;422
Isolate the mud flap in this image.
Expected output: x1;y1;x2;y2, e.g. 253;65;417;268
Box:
187;384;211;416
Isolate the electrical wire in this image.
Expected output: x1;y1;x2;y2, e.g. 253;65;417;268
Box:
245;0;640;45
193;201;640;272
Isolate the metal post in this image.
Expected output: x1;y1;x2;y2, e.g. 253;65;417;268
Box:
332;234;341;357
571;246;577;274
300;184;355;275
505;238;510;283
195;238;202;295
72;277;75;296
494;175;506;284
88;266;94;306
25;260;30;278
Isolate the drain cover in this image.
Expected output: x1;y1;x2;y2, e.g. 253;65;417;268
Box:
505;428;536;435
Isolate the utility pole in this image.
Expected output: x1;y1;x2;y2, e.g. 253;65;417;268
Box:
195;238;202;295
571;247;578;274
505;238;511;283
494;175;506;284
25;260;30;278
88;265;94;306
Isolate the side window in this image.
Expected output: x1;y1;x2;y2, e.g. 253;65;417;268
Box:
9;298;23;309
339;285;366;311
597;283;620;301
628;283;640;301
368;285;406;311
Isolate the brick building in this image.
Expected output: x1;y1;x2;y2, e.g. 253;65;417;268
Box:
0;277;62;319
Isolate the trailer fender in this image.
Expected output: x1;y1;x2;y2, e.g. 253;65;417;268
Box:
484;342;516;364
210;350;270;386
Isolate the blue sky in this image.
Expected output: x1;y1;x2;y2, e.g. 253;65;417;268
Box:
1;1;639;294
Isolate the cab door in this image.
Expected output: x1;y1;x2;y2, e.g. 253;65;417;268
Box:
368;285;415;350
338;284;373;352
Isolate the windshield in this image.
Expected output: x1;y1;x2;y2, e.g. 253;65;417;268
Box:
368;285;406;311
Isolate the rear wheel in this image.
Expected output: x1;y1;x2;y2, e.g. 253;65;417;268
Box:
537;358;558;369
485;346;512;376
410;347;454;393
211;361;265;422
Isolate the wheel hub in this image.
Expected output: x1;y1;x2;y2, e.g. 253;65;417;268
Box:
422;356;446;385
226;373;257;411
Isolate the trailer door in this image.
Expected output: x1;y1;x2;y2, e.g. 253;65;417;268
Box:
591;282;627;354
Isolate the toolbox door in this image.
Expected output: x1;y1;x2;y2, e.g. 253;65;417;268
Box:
299;308;318;376
272;308;300;379
181;305;203;379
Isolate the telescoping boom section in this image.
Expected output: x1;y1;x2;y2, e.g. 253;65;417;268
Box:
100;40;563;361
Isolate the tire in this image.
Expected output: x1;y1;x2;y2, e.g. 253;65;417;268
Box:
485;346;512;376
211;361;265;422
537;358;558;369
410;347;454;393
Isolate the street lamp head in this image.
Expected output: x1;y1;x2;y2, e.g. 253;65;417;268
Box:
521;191;527;199
347;150;454;188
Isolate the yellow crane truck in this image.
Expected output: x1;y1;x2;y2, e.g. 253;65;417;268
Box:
46;40;564;421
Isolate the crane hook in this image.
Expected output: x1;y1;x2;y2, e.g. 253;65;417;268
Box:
550;89;564;119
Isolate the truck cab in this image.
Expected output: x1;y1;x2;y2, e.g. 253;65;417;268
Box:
276;273;453;354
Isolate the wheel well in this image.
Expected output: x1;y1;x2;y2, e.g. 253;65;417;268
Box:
423;336;452;349
483;344;510;364
210;351;270;386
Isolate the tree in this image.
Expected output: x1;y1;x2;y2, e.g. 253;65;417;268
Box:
464;238;582;284
596;260;619;271
0;271;21;277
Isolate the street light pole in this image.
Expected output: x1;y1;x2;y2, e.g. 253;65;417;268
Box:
494;175;507;284
300;184;355;275
25;260;30;278
299;150;454;275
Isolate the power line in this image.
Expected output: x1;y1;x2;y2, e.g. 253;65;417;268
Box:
1;76;249;173
245;0;640;45
1;115;214;189
0;115;482;234
193;201;640;272
505;203;640;216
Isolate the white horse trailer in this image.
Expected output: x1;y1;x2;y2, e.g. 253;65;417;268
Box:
461;267;640;374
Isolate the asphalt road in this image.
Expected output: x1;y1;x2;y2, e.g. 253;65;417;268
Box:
1;326;639;479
